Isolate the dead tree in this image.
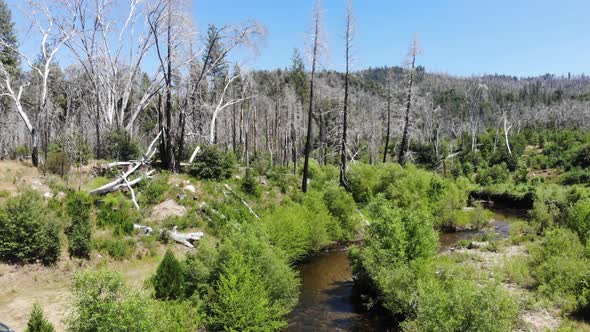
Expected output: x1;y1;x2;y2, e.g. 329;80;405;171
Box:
339;0;354;189
398;38;420;165
302;0;325;193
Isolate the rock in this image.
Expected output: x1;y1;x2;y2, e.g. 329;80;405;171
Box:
258;176;267;186
55;192;66;200
184;184;196;193
43;192;53;199
467;241;489;249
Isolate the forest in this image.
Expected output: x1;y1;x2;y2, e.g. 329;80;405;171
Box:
1;0;590;331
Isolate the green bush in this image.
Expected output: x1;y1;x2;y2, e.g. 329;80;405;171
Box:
184;240;220;299
65;191;93;258
322;184;358;239
209;250;285;331
403;277;518;331
153;250;185;300
137;174;169;206
349;196;438;315
529;227;590;311
188;146;236;180
208;225;299;331
102;129;141;160
0;190;61;265
93;237;135;260
43;146;71;177
476;163;510;186
25;303;55;332
65;270;154;332
263;203;311;262
241;171;262;197
97;193;137;235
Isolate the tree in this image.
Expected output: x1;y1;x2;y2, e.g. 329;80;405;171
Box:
302;0;326;193
340;0;354;189
288;49;307;174
153;249;185;300
0;0;18;75
25;303;55;332
65;191;93;259
398;38;420;165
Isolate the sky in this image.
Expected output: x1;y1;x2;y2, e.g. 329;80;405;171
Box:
7;0;590;77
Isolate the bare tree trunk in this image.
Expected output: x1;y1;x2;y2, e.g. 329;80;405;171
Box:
383;86;391;163
302;2;322;193
399;41;418;165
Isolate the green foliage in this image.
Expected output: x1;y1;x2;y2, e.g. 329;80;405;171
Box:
153;250;185;300
208;250;285;331
403;277;518;332
566;198;590;243
241;171;262;197
0;190;61;265
65;191;93;258
207;225;299;331
42;144;71;177
97;193;137;235
25;303;55;332
184;240;220;299
93;237;135;260
102;129;141;161
476;163;510;186
188;146;236;180
137;174;169;206
529;227;590;311
322;184;358;239
263;203;311;262
65;270;154;332
349;196;438;315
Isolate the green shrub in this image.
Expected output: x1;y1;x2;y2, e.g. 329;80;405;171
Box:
137;174;169;206
476;163;510;186
25;303;55;332
153;250;185;300
263;203;311;261
208;250;286;331
93;237;135;260
188;146;236;180
65;191;93;259
184;240;220;299
503;255;534;288
566;198;590;243
529;227;590;311
43;146;71;177
65;270;154;332
241;171;262;197
403;277;518;331
349;196;438;315
207;225;299;331
97;193;137;235
0;190;61;265
322;184;358;239
102;129;141;160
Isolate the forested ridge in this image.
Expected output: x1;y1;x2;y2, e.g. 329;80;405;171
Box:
1;0;590;331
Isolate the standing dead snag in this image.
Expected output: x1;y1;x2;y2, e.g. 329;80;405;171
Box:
302;0;326;193
398;37;420;165
340;0;354;189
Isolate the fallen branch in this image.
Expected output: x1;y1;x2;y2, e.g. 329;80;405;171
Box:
223;184;260;220
133;224;153;235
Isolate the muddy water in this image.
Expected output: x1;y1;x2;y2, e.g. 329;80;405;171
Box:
287;248;387;331
288;209;525;331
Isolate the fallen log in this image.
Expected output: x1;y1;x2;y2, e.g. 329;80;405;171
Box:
133;224;153;235
165;226;204;248
223;184;260;220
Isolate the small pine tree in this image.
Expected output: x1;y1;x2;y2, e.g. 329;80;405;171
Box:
65;191;93;258
25;303;55;332
153;250;185;300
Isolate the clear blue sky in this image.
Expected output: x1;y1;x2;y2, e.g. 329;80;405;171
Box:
194;0;590;76
8;0;590;77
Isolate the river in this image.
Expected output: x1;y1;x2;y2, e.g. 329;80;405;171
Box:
287;208;524;331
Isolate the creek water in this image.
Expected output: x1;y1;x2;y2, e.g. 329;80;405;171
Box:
287;208;525;332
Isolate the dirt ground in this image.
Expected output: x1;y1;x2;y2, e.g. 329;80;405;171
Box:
0;254;162;331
